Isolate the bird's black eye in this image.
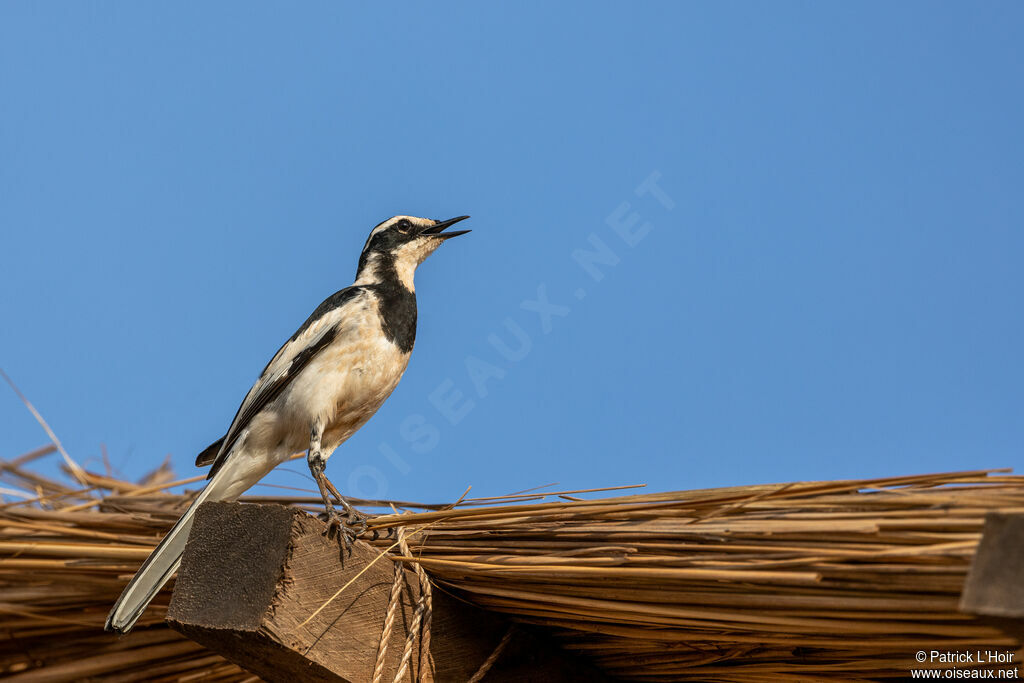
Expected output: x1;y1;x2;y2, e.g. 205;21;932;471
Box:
396;220;412;233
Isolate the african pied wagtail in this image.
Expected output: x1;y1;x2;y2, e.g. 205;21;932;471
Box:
105;215;470;634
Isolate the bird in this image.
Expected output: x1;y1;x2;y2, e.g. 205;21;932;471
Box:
105;214;471;634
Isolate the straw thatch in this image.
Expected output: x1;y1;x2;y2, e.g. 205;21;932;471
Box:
1;445;1022;682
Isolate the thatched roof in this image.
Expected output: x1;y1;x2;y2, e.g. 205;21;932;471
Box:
1;447;1022;681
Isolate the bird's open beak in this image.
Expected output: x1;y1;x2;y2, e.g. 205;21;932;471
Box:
421;215;471;239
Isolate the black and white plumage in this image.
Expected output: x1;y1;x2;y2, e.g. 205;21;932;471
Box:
105;214;470;634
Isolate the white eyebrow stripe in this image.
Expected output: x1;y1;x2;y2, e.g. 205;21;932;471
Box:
360;215;436;255
361;217;401;253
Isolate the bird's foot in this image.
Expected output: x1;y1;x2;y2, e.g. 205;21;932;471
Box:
342;505;369;536
320;508;358;559
319;505;374;559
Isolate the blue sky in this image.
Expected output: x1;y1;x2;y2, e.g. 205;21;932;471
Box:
2;2;1022;504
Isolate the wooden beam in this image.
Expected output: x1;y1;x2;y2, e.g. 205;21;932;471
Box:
960;513;1024;619
166;502;606;682
959;512;1024;646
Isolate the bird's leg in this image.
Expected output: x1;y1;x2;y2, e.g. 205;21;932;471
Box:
325;474;394;540
322;477;372;538
307;420;355;555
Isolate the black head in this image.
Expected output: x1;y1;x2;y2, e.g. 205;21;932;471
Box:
355;215;470;286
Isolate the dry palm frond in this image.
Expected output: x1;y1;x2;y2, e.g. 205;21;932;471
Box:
366;469;1024;681
0;448;1021;682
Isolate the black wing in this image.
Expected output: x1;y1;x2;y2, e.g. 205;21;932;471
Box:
195;437;224;467
200;286;365;478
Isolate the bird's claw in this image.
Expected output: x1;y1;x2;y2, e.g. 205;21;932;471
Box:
319;506;371;559
345;507;369;536
320;510;355;558
365;525;394;541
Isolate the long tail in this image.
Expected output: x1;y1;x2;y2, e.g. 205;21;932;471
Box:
104;456;248;634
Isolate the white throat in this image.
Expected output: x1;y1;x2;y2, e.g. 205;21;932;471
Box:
354;239;440;291
393;257;417;291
